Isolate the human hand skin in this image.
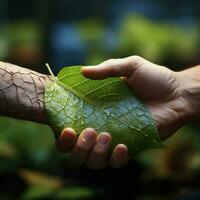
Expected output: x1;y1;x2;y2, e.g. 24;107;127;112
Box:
56;56;200;170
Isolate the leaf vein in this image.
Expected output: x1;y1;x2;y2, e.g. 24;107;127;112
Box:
84;79;122;97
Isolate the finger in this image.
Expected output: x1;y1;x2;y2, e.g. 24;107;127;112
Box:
87;132;112;170
70;128;97;166
81;56;144;79
110;144;129;168
55;128;77;153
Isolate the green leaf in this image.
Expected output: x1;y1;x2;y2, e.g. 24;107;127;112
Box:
21;186;54;200
56;187;94;200
45;66;163;157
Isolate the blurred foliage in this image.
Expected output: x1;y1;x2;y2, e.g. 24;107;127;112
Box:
73;14;200;70
0;0;200;199
1;14;198;70
0;117;97;200
0;117;54;173
0;21;44;69
137;125;200;177
118;14;199;64
21;185;94;200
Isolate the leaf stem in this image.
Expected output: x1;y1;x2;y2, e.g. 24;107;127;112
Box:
45;63;57;80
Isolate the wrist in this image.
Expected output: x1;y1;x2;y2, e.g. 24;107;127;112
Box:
176;66;200;122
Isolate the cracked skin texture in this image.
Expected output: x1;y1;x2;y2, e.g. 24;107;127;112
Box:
0;61;50;124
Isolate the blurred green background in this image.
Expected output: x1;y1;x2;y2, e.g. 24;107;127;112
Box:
0;0;200;199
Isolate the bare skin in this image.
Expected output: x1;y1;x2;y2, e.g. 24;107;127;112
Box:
0;61;49;123
56;56;200;169
1;57;200;170
0;61;128;169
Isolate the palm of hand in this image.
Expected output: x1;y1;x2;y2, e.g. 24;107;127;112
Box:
125;61;186;139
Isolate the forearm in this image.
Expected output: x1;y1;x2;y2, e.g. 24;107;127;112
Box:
177;65;200;120
0;61;50;124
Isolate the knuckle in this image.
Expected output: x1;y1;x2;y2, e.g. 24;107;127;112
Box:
103;59;115;65
107;58;115;63
128;55;145;68
131;55;142;61
92;147;107;157
130;55;143;63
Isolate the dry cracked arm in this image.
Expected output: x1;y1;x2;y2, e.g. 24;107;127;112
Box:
0;61;50;124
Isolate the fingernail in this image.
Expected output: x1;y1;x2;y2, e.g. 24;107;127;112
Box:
83;130;95;142
61;128;75;138
97;133;110;146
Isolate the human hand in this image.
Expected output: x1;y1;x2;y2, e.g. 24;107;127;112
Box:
82;56;193;140
56;56;194;169
56;128;129;169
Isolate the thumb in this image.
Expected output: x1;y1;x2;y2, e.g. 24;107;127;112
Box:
81;56;144;79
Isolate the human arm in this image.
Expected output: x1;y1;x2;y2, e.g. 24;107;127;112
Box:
0;61;49;123
0;61;126;169
2;58;199;170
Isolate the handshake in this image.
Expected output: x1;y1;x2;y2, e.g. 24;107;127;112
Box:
0;56;199;169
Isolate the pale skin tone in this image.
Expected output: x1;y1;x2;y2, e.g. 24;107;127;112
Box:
56;56;200;169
